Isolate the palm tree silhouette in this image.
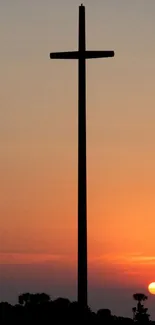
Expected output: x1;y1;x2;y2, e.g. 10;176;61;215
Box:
133;293;149;323
133;293;148;303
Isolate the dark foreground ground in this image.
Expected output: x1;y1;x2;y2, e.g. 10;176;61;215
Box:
0;293;154;324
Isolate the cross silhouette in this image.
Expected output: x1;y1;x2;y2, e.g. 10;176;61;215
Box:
50;4;115;308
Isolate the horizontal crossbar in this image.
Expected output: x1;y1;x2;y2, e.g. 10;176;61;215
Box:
86;50;114;59
50;51;79;59
50;50;115;60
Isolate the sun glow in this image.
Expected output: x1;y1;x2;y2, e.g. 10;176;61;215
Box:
148;282;155;295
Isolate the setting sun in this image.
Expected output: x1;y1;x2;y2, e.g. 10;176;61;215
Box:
148;283;155;295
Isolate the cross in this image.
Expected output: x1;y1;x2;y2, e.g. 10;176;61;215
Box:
49;4;115;308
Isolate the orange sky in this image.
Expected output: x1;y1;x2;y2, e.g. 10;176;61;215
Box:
1;0;155;317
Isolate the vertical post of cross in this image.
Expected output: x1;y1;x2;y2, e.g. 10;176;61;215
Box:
78;4;87;308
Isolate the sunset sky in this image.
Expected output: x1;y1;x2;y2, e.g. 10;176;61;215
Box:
1;0;155;319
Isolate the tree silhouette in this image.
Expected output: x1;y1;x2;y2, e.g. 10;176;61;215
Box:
97;308;111;322
132;293;150;323
133;293;148;303
18;293;50;306
18;292;31;306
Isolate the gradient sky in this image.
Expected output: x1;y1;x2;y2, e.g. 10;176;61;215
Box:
1;0;155;319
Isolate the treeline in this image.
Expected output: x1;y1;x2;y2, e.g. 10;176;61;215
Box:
0;292;153;324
